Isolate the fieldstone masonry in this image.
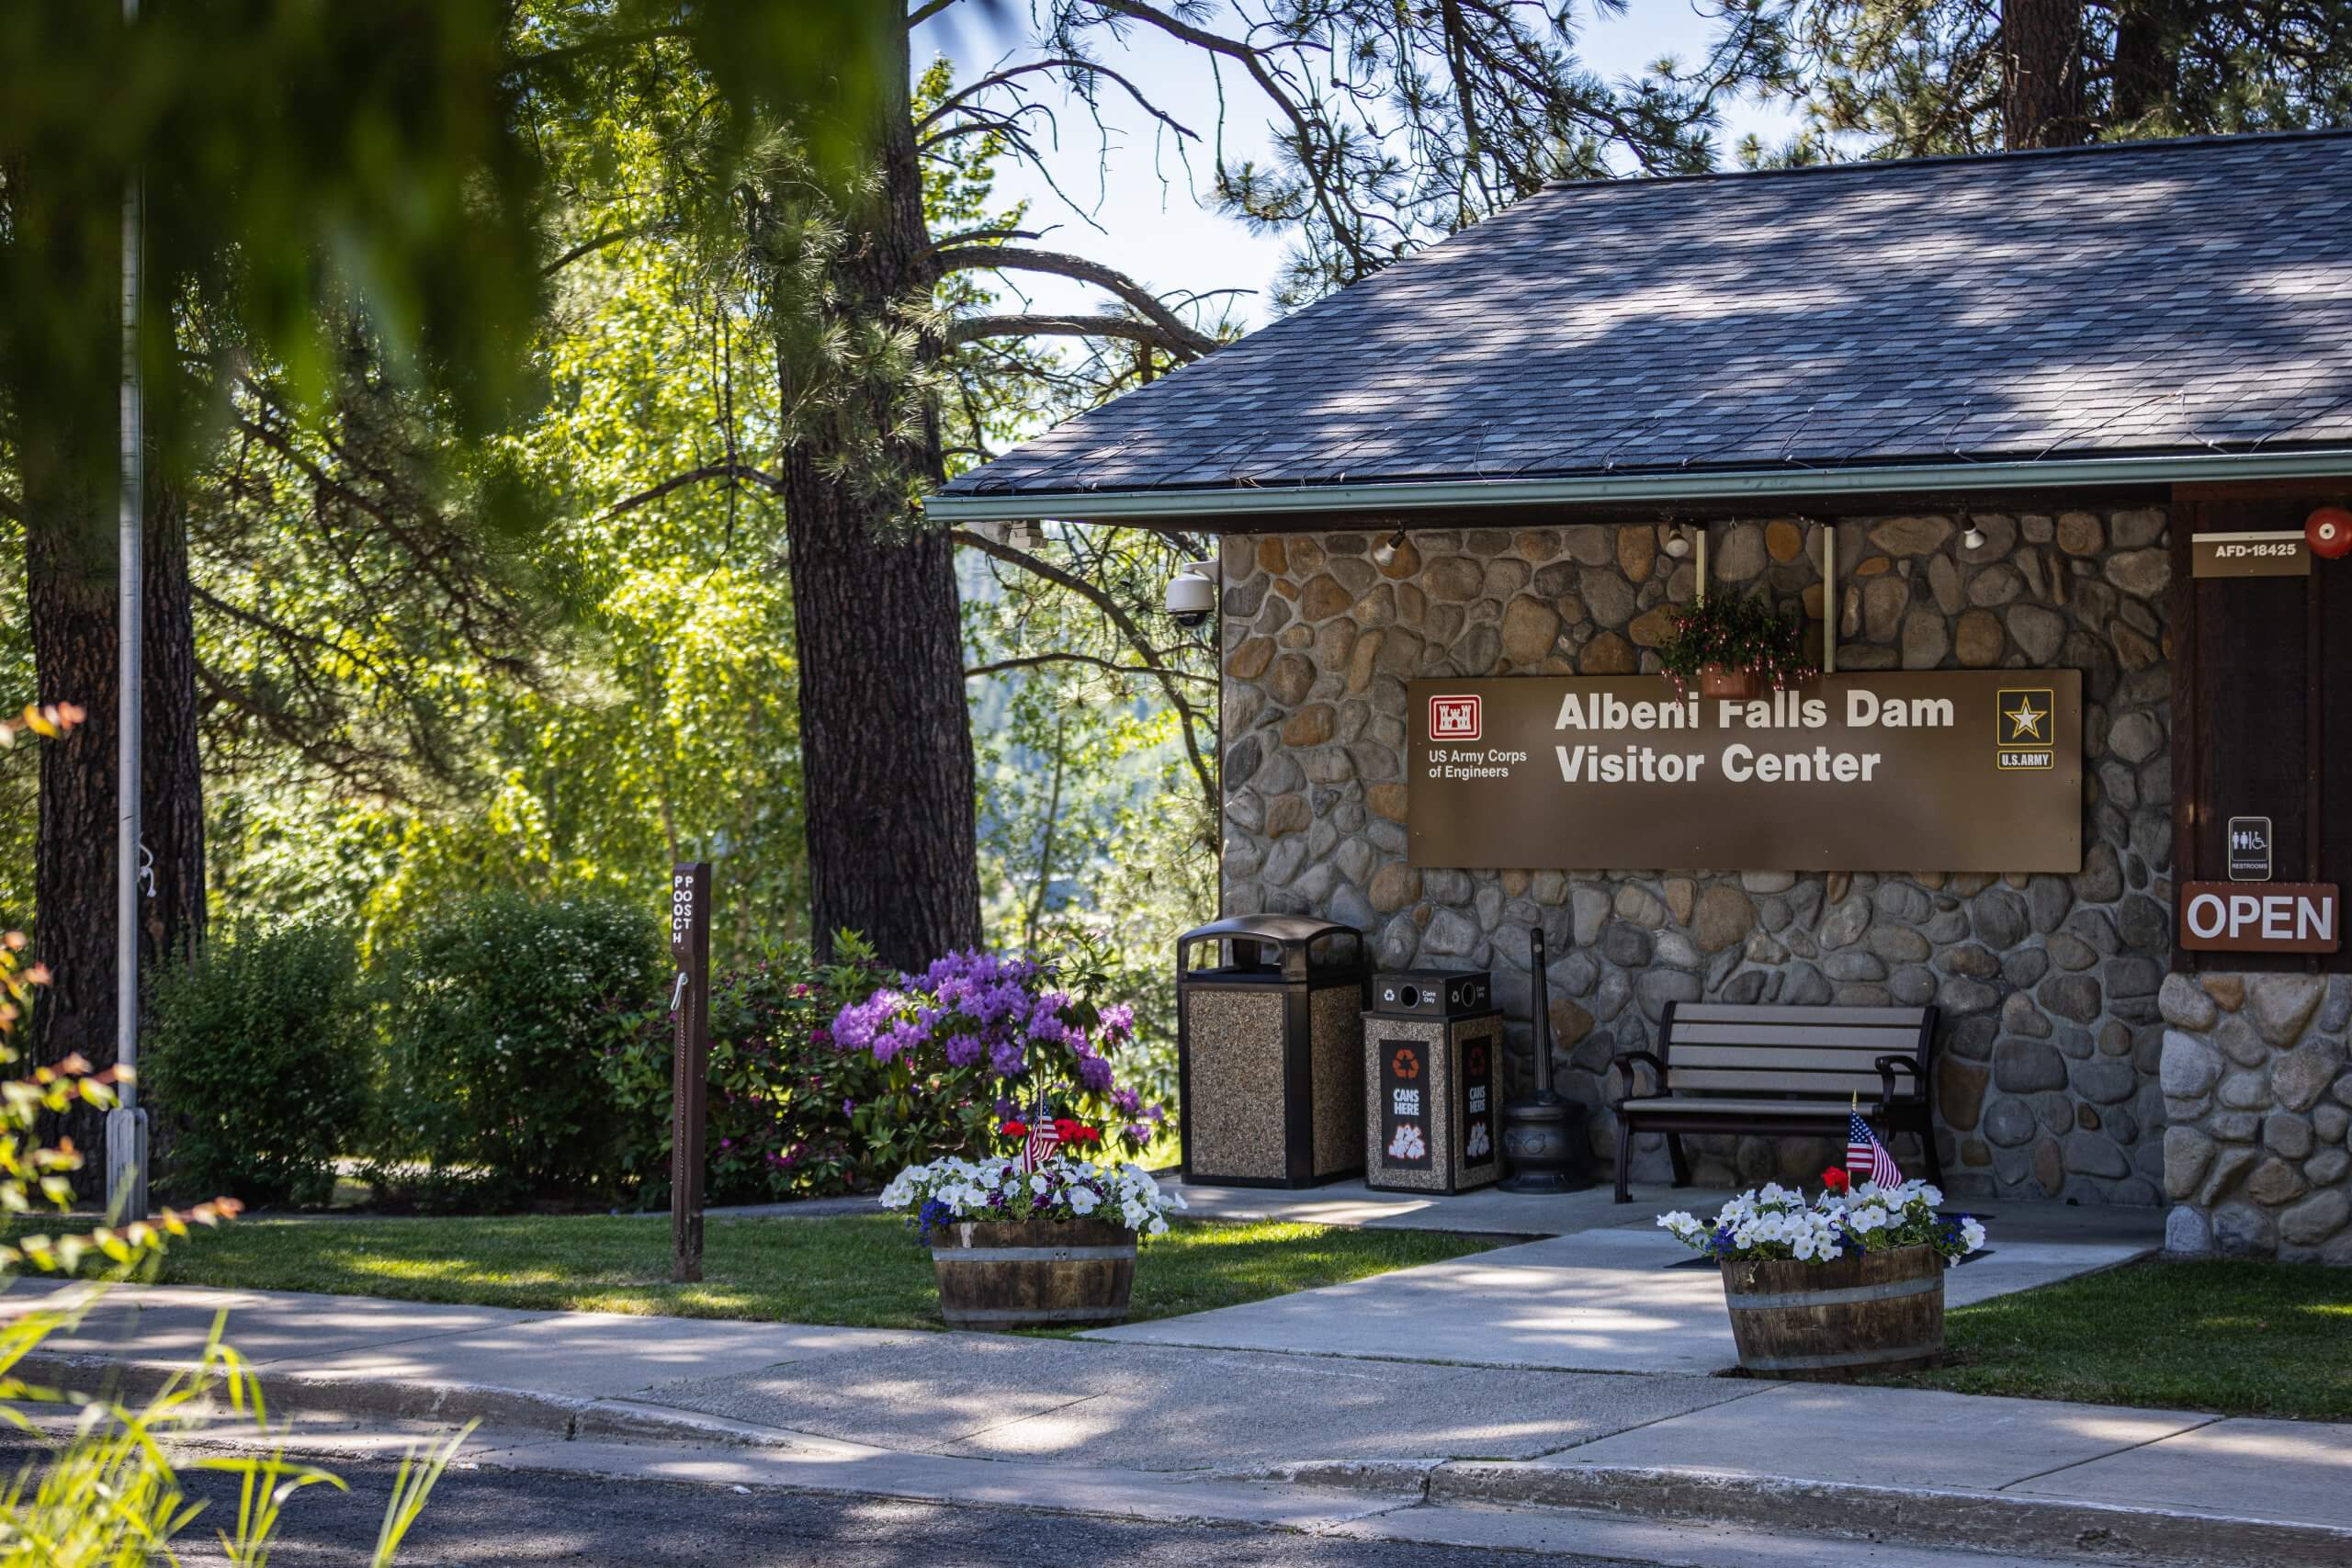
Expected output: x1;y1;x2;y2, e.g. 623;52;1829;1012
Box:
2160;972;2352;1261
1220;509;2177;1205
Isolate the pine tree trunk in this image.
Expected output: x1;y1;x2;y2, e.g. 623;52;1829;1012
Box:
2002;0;2088;148
25;474;118;1185
25;481;207;1197
2109;0;2183;126
775;29;981;973
142;487;207;971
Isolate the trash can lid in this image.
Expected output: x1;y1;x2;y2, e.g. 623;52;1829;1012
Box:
1179;913;1359;947
1178;914;1364;982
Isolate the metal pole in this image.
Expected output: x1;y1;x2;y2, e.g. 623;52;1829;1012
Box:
1528;924;1555;1100
106;0;150;1223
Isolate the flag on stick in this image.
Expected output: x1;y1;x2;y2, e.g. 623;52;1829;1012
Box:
1023;1117;1061;1172
1847;1099;1904;1188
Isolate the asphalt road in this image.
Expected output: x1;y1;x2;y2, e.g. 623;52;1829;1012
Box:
155;1461;1648;1567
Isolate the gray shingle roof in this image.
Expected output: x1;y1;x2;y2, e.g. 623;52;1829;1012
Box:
939;132;2352;506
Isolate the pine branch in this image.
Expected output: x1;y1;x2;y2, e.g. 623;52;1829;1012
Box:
966;650;1211;684
950;527;1218;828
946;313;1201;355
933;244;1218;356
599;462;786;521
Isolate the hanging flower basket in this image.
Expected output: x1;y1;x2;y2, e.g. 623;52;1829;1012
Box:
1657;594;1815;696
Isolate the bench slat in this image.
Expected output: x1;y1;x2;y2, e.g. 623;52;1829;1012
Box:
1620;1097;1857;1116
1668;1068;1885;1094
1672;1004;1929;1026
1670;1025;1924;1051
1674;1043;1914;1070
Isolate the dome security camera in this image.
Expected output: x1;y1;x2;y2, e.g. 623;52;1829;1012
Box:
1165;560;1216;627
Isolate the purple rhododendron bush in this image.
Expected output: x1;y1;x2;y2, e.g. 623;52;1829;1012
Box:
603;934;1166;1205
831;941;1167;1163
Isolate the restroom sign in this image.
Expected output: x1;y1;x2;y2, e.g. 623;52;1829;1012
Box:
2179;883;2339;953
2228;817;2273;882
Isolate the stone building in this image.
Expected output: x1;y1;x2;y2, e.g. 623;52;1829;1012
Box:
933;132;2352;1260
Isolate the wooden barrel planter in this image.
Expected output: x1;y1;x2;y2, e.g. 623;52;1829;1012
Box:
931;1217;1137;1328
1719;1244;1945;1380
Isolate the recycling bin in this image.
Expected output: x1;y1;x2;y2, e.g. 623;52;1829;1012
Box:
1175;915;1368;1188
1364;971;1502;1195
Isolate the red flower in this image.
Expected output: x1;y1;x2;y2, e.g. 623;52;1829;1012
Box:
1821;1167;1850;1193
1001;1121;1028;1138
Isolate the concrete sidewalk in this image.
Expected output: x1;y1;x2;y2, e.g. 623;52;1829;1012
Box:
1087;1224;2153;1374
6;1277;2348;1565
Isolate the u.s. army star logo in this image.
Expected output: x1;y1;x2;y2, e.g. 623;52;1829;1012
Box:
1996;688;2056;770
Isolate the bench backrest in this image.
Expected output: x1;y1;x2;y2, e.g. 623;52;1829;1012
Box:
1657;1002;1937;1100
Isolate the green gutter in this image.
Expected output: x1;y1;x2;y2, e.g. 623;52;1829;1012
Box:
925;447;2352;525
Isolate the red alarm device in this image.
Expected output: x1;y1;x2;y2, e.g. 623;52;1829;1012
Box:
2311;506;2352;560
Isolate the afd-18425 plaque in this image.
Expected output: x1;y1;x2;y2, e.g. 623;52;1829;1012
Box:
1408;671;2082;873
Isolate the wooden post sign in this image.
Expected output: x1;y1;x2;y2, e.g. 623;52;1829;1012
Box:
670;861;711;1283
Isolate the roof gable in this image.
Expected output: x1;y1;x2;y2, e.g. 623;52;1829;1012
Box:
941;132;2352;509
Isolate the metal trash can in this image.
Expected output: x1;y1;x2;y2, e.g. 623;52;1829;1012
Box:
1364;971;1503;1195
1175;915;1368;1189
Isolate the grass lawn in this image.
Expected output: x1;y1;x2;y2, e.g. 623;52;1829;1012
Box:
1875;1259;2352;1421
72;1213;1497;1333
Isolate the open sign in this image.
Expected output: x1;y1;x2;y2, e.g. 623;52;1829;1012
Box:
2178;883;2340;953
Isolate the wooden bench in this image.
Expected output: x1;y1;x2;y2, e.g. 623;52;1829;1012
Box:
1609;1001;1940;1203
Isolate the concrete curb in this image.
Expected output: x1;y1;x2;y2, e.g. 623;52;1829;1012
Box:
28;1346;2345;1567
15;1353;801;1450
1256;1457;2352;1568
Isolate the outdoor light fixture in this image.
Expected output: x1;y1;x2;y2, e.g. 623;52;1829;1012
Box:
1662;524;1691;558
1960;512;1986;552
1371;525;1408;567
1165;559;1217;627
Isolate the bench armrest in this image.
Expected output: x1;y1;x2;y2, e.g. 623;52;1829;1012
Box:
1874;1053;1925;1103
1610;1049;1666;1107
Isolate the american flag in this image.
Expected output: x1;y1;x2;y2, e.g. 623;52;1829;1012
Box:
1023;1118;1062;1172
1847;1110;1903;1188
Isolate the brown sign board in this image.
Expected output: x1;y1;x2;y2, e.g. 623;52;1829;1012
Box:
670;861;711;1283
2191;531;2310;578
1408;672;2083;873
2178;883;2341;953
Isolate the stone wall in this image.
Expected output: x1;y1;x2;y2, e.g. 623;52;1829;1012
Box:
1219;508;2174;1202
2160;972;2352;1260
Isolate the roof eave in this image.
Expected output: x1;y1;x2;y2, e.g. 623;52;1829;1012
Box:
925;447;2352;526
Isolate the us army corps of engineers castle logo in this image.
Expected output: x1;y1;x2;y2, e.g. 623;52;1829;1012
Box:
1996;688;2055;771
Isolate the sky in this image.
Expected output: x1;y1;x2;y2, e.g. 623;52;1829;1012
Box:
911;2;1805;328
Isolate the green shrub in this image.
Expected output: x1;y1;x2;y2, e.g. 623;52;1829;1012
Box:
145;919;372;1207
603;933;936;1205
376;890;662;1201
